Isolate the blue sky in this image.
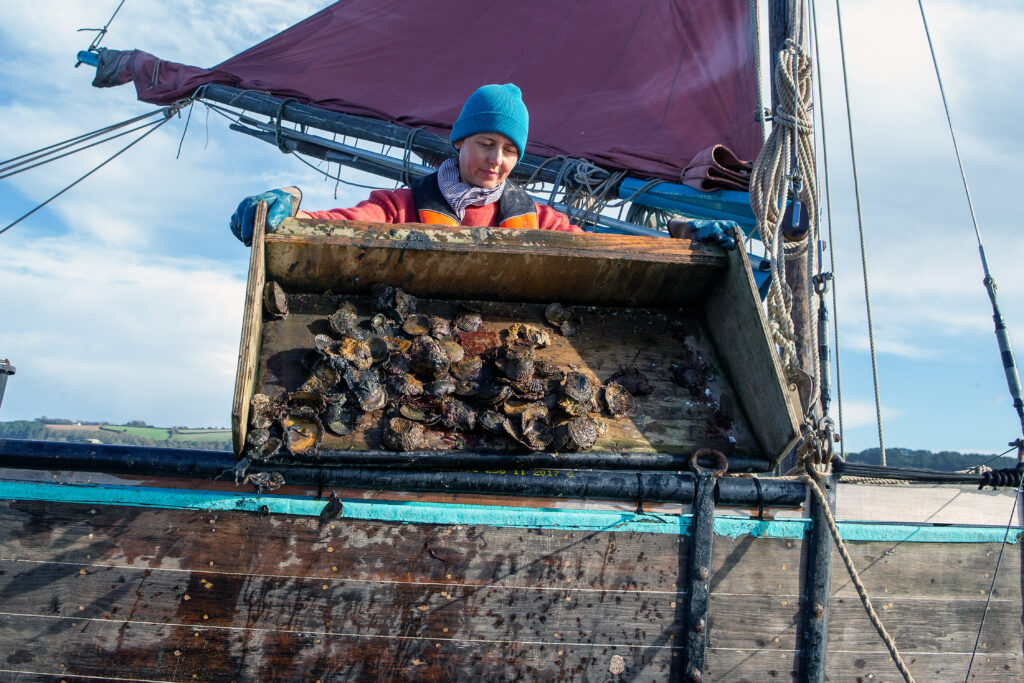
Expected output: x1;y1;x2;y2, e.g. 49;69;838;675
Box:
1;1;1023;455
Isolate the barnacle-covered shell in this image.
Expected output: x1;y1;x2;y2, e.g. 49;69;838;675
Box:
336;337;373;370
476;383;513;406
381;336;412;354
311;359;341;388
557;396;591;417
249;436;282;460
567;415;600;451
402;314;431;337
282;414;324;454
508;376;545;400
249;393;273;429
388;373;424;397
393;288;417;319
563;371;595;403
328;302;358;335
501;342;535;382
603;381;634;417
440;341;465;364
288;390;327;417
410;335;450;378
455;313;483;332
399;403;434;423
372;284;417;320
298;374;325;393
452;380;481;397
245;427;270;449
429;316;452;338
450;355;484;381
382;417;426;451
533;360;564;380
506;323;549;348
263;281;289;319
440;396;476;431
314;333;335;355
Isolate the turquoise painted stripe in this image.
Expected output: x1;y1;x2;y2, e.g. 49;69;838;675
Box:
0;480;1019;544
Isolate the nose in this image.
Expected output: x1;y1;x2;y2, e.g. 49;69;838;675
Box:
486;148;502;166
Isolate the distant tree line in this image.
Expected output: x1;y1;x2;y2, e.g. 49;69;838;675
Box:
844;447;1017;471
0;420;230;452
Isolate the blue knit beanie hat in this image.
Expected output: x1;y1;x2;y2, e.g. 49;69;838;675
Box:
451;84;529;161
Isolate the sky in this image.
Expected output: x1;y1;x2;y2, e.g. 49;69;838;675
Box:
1;1;1022;455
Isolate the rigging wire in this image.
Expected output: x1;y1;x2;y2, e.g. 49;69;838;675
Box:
0;112;173;238
833;0;887;465
0;118;164;180
0;108;167;175
916;0;1024;439
78;0;127;53
809;0;845;449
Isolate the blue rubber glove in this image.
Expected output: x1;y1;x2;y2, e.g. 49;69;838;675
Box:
689;219;738;249
229;190;294;246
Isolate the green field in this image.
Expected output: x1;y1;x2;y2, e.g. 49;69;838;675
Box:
97;425;232;443
99;425;171;439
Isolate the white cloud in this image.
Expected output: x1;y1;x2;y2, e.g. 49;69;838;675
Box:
0;238;245;426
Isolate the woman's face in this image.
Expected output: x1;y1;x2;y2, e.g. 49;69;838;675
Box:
455;133;519;188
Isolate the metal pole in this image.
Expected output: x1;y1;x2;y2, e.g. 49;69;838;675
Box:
799;470;837;681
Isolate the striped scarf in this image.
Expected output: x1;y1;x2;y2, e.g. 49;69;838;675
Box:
437;158;505;220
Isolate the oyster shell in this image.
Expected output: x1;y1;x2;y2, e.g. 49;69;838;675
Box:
381;417;426;451
324;402;355;436
439;396;476;431
603;381;634;417
344;367;388;412
563;371;595;403
544;302;570;327
282;414;324;454
263;281;289;319
249;393;273;429
455;313;483;332
409;335;450;378
450;355;484;381
566;415;600;451
440;341;465;364
328;302;358;336
423;377;456;396
388;373;424;397
402;314;431;337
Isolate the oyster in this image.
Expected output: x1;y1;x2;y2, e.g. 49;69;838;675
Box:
506;323;549;348
263;281;289;319
476;383;513;406
249;436;282;460
328;302;358;336
500;342;534;382
370;313;394;336
439;396;476;431
409;335;450;378
336;337;373;370
520;417;553;451
566;415;600;451
249;393;273;429
381;417;426;451
245;427;270;449
455;313;483;332
344;367;388;412
372;283;417;320
402;314;431;337
544;302;570;327
603;381;634;417
288;390;327;417
282;414;324;454
399;402;435;423
423;377;456;396
367;336;390;363
388;373;424;397
563;371;595;403
380;336;412;354
440;341;465;364
429;316;452;338
323;402;355;436
450;355;484;381
478;410;511;434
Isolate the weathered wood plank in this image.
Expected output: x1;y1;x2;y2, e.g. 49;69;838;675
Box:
0;558;682;647
0;501;688;593
706;648;1023;683
835;484;1022;526
832;539;1022;599
0;612;678;682
702;235;801;462
256;294;759;455
270;219;727;308
231;202;267;457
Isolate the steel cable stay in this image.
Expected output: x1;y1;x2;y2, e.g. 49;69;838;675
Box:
0;107;168;176
0;111;176;238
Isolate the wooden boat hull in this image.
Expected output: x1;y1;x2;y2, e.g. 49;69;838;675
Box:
0;470;1019;681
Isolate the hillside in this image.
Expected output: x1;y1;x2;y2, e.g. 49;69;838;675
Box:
0;419;231;452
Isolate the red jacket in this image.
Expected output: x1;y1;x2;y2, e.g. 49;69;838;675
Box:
304;188;582;233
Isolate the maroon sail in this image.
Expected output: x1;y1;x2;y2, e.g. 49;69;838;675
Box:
97;0;761;180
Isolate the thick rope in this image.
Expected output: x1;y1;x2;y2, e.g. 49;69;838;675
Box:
749;0;820;412
802;472;915;682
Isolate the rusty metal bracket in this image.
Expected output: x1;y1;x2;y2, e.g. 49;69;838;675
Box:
681;449;726;682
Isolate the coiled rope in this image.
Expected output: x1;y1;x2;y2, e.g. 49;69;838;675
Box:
749;0;820;410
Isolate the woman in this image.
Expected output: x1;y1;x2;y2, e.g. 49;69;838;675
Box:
230;84;580;245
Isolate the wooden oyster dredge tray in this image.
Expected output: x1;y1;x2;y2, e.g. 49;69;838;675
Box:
232;218;801;468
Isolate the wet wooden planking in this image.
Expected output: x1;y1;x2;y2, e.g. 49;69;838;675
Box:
0;501;688;592
257;293;758;455
0;612;679;682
